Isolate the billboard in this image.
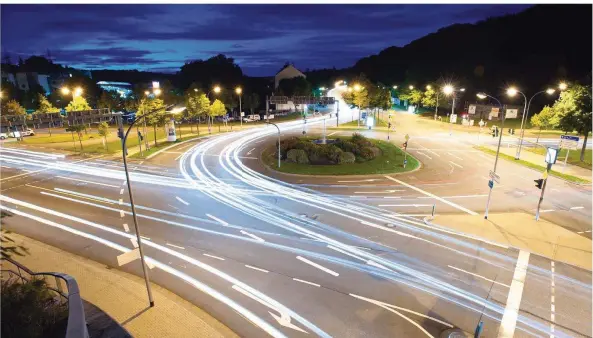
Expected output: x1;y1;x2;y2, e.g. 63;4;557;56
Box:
489;107;499;120
468;105;477;115
505;109;519;119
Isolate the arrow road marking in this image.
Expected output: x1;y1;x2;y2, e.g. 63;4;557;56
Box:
296;256;339;276
232;284;308;333
246;148;256;155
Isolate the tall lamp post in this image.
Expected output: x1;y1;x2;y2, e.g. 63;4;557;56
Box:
477;93;505;219
511;83;565;160
235;87;242;129
443;85;465;136
118;104;184;307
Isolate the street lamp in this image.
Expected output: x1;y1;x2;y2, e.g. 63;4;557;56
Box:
153;88;162;96
559;82;568;91
353;84;362;92
409;85;414;90
443;85;462;135
235;87;242;128
392;85;398;89
61;87;70;95
144;91;150;96
508;86;558;160
477;92;504;219
74;87;83;97
118;104;184;308
426;85;432;90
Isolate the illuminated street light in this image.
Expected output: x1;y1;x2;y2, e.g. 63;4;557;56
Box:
476;93;487;99
153;88;162;96
506;87;518;97
347;87;353;92
235;87;242;95
193;88;198;92
74;87;83;97
61;87;70;95
559;82;568;91
392;85;398;89
409;85;414;90
546;88;555;95
144;91;150;96
353;84;362;92
443;85;454;95
426;85;432;90
319;87;326;91
460;88;466;92
213;86;221;94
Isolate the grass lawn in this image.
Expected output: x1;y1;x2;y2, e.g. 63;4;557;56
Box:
524;146;591;169
263;139;419;175
474;146;591;184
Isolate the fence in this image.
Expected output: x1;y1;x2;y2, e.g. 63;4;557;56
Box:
0;256;89;338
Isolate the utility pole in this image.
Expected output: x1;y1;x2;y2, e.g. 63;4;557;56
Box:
535;163;552;221
336;100;339;127
480;94;504;220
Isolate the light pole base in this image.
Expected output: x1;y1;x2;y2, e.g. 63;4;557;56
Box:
150;301;155;307
484;215;488;219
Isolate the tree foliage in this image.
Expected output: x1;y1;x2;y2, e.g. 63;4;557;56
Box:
97;91;123;111
408;89;423;106
35;94;60;114
65;96;91;112
550;84;592;161
421;88;437;108
208;99;226;119
277;77;312;97
186;93;210;122
531;105;559;130
244;93;260;113
4;99;26;115
97;122;110;150
65;124;87;152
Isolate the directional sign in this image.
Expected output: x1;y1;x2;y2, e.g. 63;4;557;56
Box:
489;170;500;183
559;135;579;150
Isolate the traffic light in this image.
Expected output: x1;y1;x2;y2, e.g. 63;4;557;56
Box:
534;179;544;189
402;141;408;149
388;122;392;129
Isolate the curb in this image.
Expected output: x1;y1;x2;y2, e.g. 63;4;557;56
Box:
145;134;213;160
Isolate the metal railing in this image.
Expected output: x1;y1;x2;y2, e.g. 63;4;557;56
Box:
0;257;89;338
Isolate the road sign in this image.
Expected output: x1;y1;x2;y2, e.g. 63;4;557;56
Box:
559;135;579;150
450;114;457;123
361;112;367;120
505;109;519;119
488;180;494;188
240;112;245;117
489;170;500;183
545;147;558;164
478;119;485;127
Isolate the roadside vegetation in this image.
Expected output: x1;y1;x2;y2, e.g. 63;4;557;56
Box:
264;133;419;175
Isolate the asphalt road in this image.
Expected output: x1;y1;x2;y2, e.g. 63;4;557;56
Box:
0;111;591;338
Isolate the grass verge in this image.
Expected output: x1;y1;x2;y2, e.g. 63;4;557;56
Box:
523;146;591;170
263;139;419;175
474;146;591;184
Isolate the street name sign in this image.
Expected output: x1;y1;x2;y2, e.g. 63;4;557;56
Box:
559;135;579;150
489;170;500;183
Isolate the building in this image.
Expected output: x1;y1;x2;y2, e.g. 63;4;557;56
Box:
274;64;305;89
97;81;133;98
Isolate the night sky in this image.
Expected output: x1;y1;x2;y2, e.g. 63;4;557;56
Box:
1;4;531;76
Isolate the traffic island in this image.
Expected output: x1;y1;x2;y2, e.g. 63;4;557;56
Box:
425;212;592;270
261;133;420;175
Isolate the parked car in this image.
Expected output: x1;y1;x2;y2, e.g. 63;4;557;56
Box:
9;128;35;137
0;132;7;140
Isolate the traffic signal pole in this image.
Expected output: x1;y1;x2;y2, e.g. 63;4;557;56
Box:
484;97;505;220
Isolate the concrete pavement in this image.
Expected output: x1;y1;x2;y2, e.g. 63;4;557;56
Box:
7;232;237;338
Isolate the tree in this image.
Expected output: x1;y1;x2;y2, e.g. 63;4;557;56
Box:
208;99;226;133
97;122;110;150
97;91;123;111
142;98;166;146
35;94;60;114
408;89;423;106
65;96;91;112
65;124;87;153
277;77;312;96
421;88;437;108
244;93;260;113
185;92;210;133
551;84;592;161
530;105;559;144
4;100;26;115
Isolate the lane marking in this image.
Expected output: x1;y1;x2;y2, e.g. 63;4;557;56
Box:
140;236;150;241
241;230;265;242
327;131;338;137
174;153;183;161
378;204;432;207
367;260;392;271
166;243;185;250
498;250;530;338
327;245;366;262
245;265;269;273
247;148;256;155
55;175;119;188
577;230;591;234
123;223;129;232
448;265;510;288
550;261;555;337
416;151;432;160
447;152;463;161
206;214;229;226
292;278;320;287
119;188;124;195
175;196;190;206
570;206;584;210
353;190;405;194
417;143;441;157
449;161;463;169
540;209;555;213
384;176;478;215
119;210;125;218
203;253;225;260
417;194;488;199
167;204;180;211
337;179;380;183
296;256;339;276
119;198;123;205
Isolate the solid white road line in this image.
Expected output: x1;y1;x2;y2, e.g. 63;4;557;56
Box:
55;175;120;188
417;194;488;199
119;188;124;195
123;223;129;232
203;253;225;260
570;206;584;210
241;230;265;242
550;261;556;336
353;190;404;194
448;265;510;288
166;243;185;250
449;161;463;169
296;256;339;276
175;196;190;206
119;198;123;205
498;250;530;338
384;176;478;216
447;152;464;161
206;214;229;226
245;265;269;273
416;151;432;160
292;278;320;287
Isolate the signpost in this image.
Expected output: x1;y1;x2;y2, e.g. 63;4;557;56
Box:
489;170;500;184
559;135;579;167
403;134;410;168
535;147;558;221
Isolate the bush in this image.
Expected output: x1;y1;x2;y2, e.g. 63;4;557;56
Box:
326;145;343;163
335;139;357;153
286;149;309;164
307;144;328;164
351;133;372;147
358;147;376;160
370;146;382;157
1;278;68;338
337;151;356;164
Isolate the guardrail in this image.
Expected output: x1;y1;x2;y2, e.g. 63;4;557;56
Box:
0;257;89;338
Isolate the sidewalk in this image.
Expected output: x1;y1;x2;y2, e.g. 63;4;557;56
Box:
483;144;591;181
427;212;592;270
9;232;238;338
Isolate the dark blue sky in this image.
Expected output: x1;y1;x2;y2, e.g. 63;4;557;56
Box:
1;4;530;76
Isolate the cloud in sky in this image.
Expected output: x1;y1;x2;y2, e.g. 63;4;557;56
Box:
1;4;530;76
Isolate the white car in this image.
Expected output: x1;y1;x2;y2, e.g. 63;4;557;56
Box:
9;128;35;137
0;132;7;140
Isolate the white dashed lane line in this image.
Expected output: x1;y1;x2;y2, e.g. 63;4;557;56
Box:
203;253;225;260
292;278;321;287
296;256;339;276
245;265;269;273
175;196;190;206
